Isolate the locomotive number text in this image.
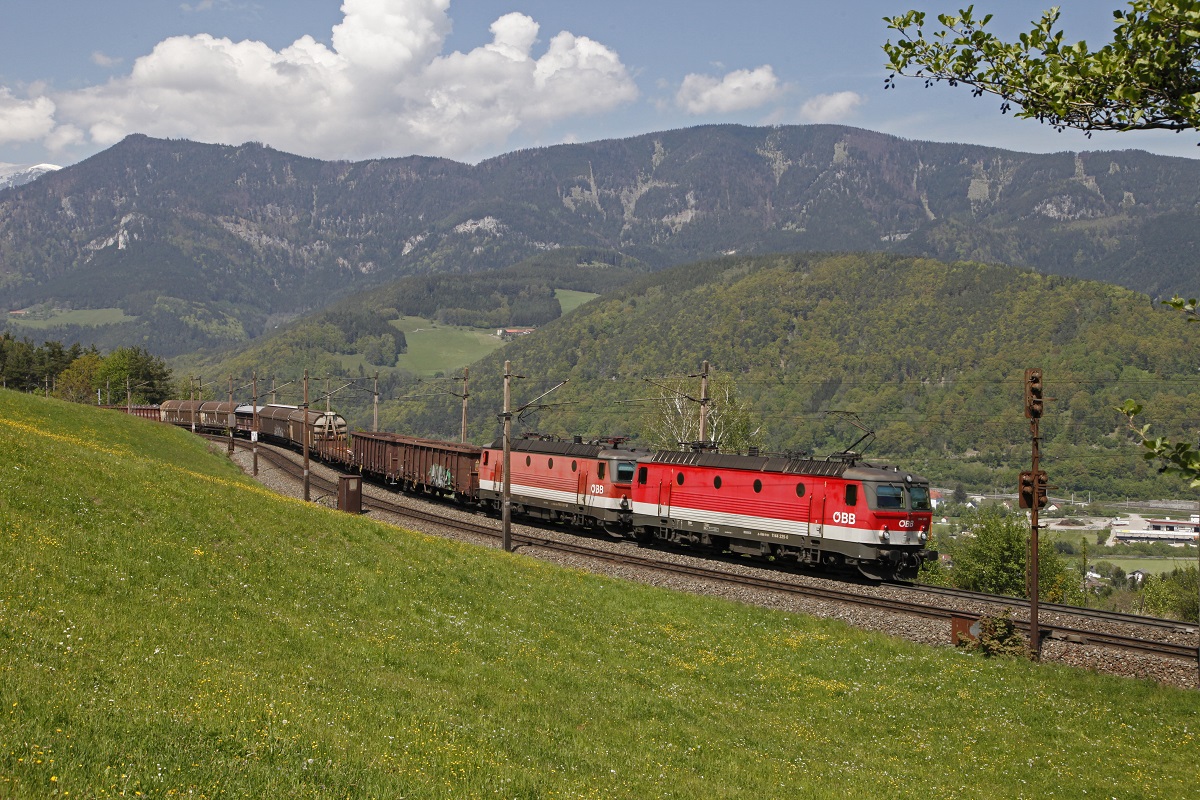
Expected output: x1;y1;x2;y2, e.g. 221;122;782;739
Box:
831;511;856;525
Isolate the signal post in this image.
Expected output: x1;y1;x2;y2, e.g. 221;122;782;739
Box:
1020;368;1048;658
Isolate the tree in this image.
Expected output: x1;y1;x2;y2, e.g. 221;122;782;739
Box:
883;2;1200;134
55;353;105;404
96;347;174;404
951;506;1030;596
643;373;764;454
948;506;1079;601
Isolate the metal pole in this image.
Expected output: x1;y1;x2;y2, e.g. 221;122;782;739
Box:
373;372;379;433
502;361;512;552
698;360;710;446
190;376;197;433
1029;416;1041;659
461;367;469;443
252;371;259;477
303;369;311;503
126;378;132;416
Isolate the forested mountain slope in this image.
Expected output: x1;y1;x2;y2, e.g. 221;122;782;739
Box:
2;125;1198;355
382;252;1199;498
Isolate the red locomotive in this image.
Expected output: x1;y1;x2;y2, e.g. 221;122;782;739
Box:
628;450;933;580
477;436;648;533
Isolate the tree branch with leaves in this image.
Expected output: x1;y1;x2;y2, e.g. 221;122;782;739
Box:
884;1;1200;135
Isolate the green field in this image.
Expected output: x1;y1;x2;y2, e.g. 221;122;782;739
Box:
387;316;505;376
4;307;134;329
555;289;600;315
1097;557;1198;576
4;390;1200;798
383;289;598;377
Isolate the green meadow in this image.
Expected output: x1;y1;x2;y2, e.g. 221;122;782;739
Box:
4;308;134;329
389;316;504;376
1;389;1198;798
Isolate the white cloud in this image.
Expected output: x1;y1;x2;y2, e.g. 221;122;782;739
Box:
799;91;864;123
675;66;780;115
10;0;638;162
91;52;124;68
0;89;57;145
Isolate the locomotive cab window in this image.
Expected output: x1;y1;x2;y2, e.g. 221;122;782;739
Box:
597;462;606;480
616;461;636;484
845;484;858;506
873;484;905;510
909;485;932;511
636;466;648;485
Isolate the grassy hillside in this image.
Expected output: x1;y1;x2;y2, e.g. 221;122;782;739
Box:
3;390;1199;798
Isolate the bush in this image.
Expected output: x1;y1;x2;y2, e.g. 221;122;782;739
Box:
958;609;1028;658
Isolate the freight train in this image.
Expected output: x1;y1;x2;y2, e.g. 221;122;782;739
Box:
152;400;936;580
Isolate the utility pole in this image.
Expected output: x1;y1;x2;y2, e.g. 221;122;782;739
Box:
502;361;513;552
698;360;710;446
227;375;234;455
303;369;311;503
252;371;259;477
460;367;469;443
373;372;380;433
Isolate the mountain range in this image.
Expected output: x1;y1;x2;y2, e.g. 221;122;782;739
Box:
2;125;1197;355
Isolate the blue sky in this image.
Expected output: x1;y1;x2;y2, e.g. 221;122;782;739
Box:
2;0;1197;169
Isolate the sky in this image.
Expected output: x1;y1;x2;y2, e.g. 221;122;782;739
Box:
2;0;1198;170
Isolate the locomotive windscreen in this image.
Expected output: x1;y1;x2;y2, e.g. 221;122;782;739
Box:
863;481;933;511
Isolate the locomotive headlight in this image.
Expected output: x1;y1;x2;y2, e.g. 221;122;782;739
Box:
879;527;890;543
918;531;928;544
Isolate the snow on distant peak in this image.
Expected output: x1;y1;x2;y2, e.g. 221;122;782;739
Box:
0;163;61;190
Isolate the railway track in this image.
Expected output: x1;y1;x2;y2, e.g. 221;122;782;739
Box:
893;581;1197;634
221;436;1200;672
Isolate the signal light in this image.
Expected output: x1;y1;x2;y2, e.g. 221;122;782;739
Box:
1018;470;1049;509
1024;368;1044;419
